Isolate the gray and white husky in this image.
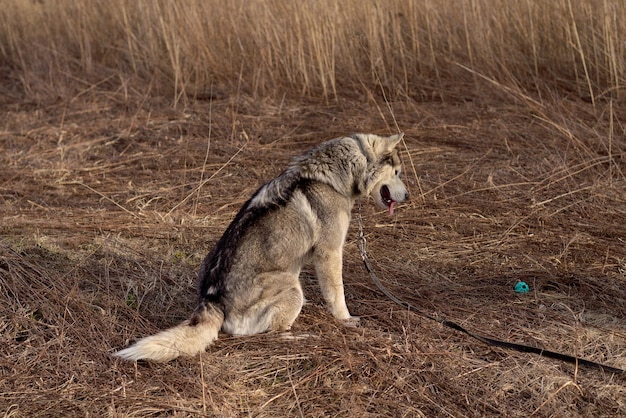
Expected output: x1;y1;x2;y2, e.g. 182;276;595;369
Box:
115;133;409;362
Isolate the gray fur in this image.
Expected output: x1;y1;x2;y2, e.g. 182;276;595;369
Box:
114;133;408;362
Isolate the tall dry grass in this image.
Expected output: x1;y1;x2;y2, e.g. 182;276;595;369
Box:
1;0;624;101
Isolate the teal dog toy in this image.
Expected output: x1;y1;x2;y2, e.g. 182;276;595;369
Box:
514;281;530;293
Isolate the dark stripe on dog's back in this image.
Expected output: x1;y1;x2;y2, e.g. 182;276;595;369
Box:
197;173;312;305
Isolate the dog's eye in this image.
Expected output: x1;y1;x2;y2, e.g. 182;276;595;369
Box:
394;169;399;176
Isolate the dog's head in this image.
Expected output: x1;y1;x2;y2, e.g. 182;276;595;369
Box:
357;133;409;215
295;133;409;215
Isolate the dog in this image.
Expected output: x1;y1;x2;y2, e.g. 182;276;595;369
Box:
114;133;409;362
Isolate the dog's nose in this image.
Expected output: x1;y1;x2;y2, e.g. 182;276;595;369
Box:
404;192;409;201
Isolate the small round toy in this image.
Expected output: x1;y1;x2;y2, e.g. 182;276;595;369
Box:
514;281;530;293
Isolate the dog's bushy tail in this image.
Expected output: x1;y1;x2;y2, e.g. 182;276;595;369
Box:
114;303;224;362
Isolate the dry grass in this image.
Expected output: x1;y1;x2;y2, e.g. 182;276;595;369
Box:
1;0;625;102
2;91;625;416
1;1;626;417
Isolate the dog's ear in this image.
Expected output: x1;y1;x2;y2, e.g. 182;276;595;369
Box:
381;132;404;153
388;133;404;148
367;132;404;156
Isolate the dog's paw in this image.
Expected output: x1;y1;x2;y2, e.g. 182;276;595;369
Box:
341;316;361;328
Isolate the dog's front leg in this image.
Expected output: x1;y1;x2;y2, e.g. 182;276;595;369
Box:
313;247;358;323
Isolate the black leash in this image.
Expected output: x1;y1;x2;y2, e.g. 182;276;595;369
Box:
356;207;626;376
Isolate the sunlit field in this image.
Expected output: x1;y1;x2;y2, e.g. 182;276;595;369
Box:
1;1;625;416
2;0;624;100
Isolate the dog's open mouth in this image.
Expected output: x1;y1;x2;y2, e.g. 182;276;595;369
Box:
381;185;396;215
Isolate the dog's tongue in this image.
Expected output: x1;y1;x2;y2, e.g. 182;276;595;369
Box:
388;201;395;216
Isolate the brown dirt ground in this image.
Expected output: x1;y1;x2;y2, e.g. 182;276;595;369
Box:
1;84;626;417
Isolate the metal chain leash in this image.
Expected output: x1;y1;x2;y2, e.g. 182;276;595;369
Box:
357;202;416;312
355;203;625;376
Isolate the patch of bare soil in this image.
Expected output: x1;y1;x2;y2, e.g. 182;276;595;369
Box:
1;88;625;417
